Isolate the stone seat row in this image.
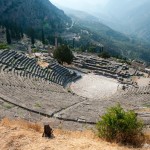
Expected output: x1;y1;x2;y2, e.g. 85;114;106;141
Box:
0;65;65;93
0;50;81;86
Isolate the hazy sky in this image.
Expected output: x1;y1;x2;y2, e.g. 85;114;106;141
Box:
50;0;109;12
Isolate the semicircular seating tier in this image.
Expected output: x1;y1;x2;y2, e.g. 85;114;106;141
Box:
0;50;150;125
0;50;81;86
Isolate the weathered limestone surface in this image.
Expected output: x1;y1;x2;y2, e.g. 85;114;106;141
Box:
0;50;150;128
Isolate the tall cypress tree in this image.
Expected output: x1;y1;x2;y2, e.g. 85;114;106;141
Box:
42;28;45;45
20;27;24;38
6;27;11;44
28;28;35;45
73;38;75;49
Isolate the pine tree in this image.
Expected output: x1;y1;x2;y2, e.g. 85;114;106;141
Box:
53;45;74;64
73;38;75;49
6;27;11;44
20;27;24;38
28;28;35;45
42;28;45;46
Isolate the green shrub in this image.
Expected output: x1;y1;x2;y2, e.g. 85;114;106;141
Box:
32;48;40;53
96;104;144;146
98;51;110;59
0;43;8;50
53;44;74;64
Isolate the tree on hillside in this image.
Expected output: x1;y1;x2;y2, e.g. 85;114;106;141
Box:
10;23;22;40
41;28;45;46
98;51;110;59
20;27;24;38
28;28;35;45
6;27;11;44
53;45;74;64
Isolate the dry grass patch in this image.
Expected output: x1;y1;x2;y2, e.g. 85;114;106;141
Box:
0;118;149;150
1;118;42;133
37;60;49;68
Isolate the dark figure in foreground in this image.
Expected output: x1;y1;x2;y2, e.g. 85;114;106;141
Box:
42;124;53;138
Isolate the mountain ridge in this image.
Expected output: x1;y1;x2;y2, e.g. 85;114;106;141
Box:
0;0;150;63
102;0;150;41
0;0;71;34
61;8;150;63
